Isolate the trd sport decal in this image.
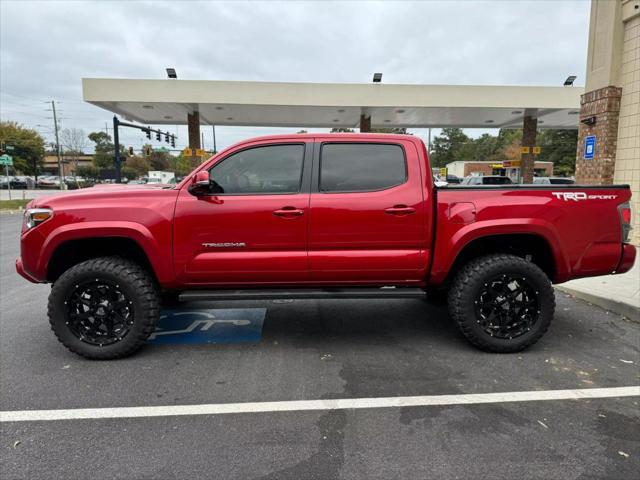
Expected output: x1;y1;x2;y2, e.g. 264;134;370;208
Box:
552;192;618;201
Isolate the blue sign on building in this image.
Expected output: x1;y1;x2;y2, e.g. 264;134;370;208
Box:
584;135;596;160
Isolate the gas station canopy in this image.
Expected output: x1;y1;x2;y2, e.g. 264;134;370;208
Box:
82;78;583;129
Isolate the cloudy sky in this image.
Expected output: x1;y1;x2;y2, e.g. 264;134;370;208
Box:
1;0;590;152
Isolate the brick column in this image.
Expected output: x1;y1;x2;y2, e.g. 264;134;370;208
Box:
359;114;371;132
575;86;622;185
520;115;537;184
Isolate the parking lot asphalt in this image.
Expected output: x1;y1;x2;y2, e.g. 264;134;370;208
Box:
1;213;639;480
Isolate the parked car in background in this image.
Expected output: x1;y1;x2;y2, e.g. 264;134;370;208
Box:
534;177;576;185
9;176;30;189
461;175;513;185
445;174;461;184
38;176;61;189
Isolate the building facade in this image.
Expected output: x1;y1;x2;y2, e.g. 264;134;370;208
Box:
43;154;93;176
577;0;640;244
446;160;553;180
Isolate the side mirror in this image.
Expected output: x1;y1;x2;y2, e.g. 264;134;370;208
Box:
188;171;211;196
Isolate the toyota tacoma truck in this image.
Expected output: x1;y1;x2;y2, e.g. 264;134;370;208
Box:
16;133;636;359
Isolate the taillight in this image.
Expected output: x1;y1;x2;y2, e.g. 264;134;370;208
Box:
618;202;632;243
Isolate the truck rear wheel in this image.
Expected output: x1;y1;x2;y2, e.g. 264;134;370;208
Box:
448;254;555;353
48;257;160;359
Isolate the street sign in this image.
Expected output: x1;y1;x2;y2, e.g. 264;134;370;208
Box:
532;146;541;154
584;135;596;160
0;154;13;166
503;160;521;168
183;148;193;156
439;167;447;177
5;145;14;152
196;148;206;157
520;146;530;154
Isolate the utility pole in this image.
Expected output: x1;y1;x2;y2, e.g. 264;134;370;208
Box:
212;125;217;153
51;100;64;189
201;132;205;151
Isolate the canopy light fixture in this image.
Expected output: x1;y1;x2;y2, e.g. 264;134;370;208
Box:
372;73;382;83
563;75;576;86
166;68;177;79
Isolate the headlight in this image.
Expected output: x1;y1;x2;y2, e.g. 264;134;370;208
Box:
24;208;53;230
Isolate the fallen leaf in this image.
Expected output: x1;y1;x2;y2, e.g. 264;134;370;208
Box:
13;441;21;448
537;420;549;429
618;451;629;458
619;359;634;364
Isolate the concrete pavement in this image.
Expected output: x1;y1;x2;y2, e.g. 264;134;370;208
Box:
557;262;640;322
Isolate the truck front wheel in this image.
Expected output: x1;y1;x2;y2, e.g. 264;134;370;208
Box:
48;257;160;359
448;254;555;353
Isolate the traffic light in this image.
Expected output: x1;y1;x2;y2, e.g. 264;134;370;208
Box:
145;128;151;140
156;131;161;141
170;135;175;148
144;145;152;157
165;132;170;143
128;146;134;156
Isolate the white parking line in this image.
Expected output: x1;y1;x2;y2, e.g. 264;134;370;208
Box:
2;386;638;423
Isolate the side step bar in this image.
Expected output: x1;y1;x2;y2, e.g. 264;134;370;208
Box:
179;287;426;302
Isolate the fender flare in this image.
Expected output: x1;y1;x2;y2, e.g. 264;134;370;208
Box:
432;218;571;284
39;221;175;284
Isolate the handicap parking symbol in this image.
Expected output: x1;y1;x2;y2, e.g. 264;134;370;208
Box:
147;308;266;345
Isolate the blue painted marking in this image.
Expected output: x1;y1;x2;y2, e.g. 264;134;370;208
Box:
584;135;596;160
147;308;266;345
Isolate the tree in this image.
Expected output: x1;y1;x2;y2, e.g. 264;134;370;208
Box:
430;128;470;168
149;149;172;171
125;156;151;177
371;127;408;134
60;128;88;175
121;166;137;181
75;165;100;180
61;128;88;155
0;121;45;177
537;130;578;177
88;131;117;169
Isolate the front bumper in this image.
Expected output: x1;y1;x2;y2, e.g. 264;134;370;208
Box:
615;243;636;274
15;257;43;283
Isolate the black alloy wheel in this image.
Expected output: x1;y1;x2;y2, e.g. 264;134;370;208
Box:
66;280;135;346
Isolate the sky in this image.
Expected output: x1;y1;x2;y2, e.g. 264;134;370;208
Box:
0;0;591;153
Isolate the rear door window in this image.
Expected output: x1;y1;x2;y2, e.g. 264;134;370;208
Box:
319;143;406;193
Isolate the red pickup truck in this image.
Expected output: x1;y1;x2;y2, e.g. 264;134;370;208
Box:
16;133;635;359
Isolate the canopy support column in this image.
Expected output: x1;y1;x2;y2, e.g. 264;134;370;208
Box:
521;114;538;184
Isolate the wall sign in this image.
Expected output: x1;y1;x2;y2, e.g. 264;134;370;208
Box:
584;135;596;160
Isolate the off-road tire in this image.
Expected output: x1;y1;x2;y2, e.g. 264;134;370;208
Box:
48;256;160;359
448;254;555;353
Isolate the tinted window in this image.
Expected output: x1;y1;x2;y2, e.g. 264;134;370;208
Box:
320;144;406;192
209;144;304;194
483;176;512;185
549;178;575;185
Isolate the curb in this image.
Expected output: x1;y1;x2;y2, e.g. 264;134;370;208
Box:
556;286;640;322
